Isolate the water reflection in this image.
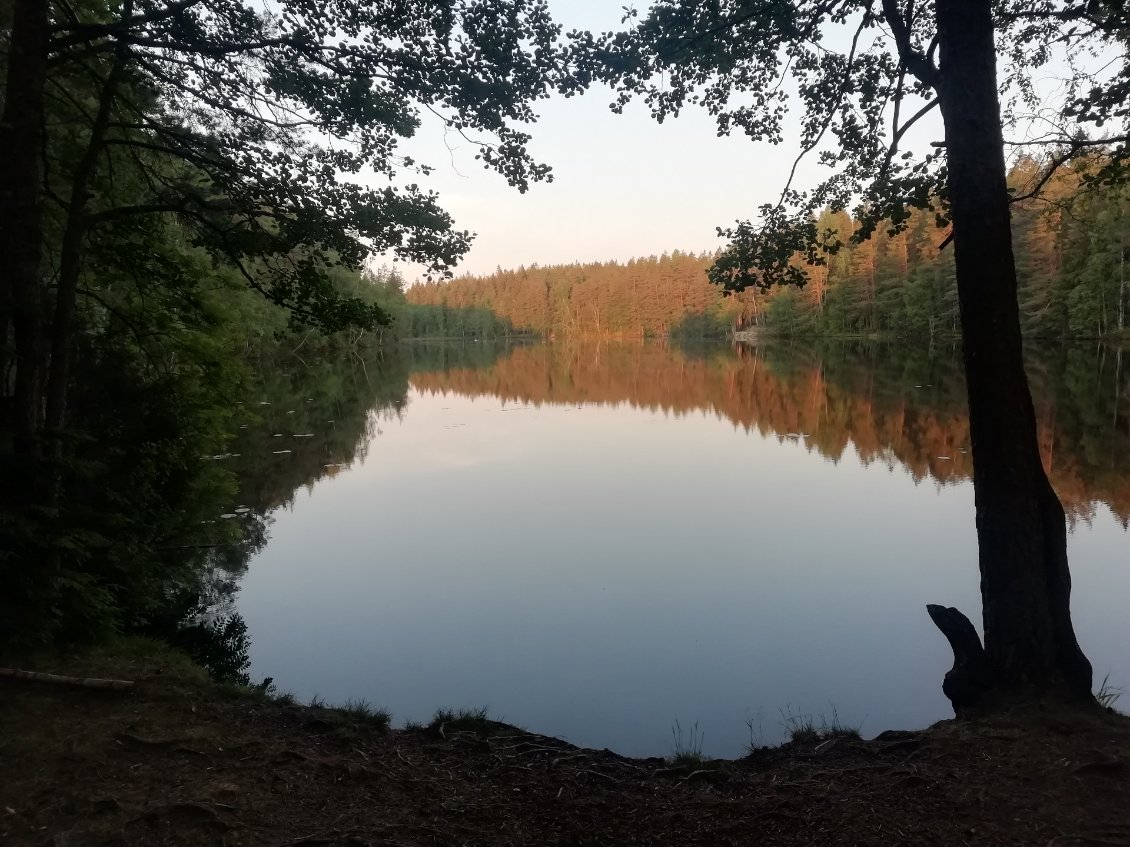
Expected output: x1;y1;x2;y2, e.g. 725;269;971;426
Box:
231;341;1129;757
411;342;1130;523
154;351;437;681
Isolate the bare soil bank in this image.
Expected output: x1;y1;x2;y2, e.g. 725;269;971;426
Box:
2;647;1128;846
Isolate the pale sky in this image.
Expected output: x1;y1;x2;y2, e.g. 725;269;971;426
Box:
387;0;875;279
383;0;1087;280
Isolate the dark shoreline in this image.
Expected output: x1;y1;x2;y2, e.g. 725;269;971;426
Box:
3;641;1128;846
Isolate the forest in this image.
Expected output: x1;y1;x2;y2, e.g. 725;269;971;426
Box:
0;0;567;651
2;0;1129;738
4;1;1130;842
407;157;1130;341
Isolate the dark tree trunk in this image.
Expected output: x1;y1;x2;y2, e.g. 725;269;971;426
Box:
932;0;1092;706
0;0;49;455
44;16;131;439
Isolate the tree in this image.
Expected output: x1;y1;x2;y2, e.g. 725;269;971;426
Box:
0;0;577;645
1;0;572;461
580;0;1130;709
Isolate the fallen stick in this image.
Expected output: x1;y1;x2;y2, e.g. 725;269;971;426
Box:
0;668;134;689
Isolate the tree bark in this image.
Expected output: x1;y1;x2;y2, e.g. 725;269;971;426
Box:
932;0;1093;707
1118;200;1125;332
0;0;49;454
44;6;132;439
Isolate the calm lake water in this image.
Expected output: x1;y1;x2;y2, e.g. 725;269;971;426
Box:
228;341;1130;758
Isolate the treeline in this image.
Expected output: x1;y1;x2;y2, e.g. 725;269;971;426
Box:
769;156;1130;338
410;342;1130;523
229;267;530;351
407;252;752;340
405;157;1130;340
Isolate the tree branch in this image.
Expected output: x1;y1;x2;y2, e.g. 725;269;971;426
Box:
880;0;939;88
1010;136;1130;204
779;14;870;203
51;0;202;37
880;97;939;177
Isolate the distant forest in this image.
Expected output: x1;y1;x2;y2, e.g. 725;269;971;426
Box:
405;157;1130;341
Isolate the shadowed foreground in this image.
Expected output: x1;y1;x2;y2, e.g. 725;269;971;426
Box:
2;650;1128;846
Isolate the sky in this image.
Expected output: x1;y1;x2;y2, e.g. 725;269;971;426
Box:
383;1;907;279
379;1;1094;281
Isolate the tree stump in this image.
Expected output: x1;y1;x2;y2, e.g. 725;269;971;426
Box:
927;604;990;713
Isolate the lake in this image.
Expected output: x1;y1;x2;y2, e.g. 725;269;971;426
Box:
224;341;1130;758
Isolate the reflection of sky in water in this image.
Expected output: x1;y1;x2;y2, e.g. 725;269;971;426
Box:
238;388;1130;758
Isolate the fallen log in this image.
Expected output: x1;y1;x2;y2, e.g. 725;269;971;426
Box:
0;668;134;689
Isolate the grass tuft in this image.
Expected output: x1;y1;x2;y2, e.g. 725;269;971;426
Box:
821;704;862;740
780;704;861;744
339;698;392;730
745;709;768;753
215;676;280;704
428;706;497;736
781;707;821;744
668;720;706;767
301;695;392;733
1096;674;1124;710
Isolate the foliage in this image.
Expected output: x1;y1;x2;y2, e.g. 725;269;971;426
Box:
0;308;244;646
668;309;735;340
144;591;253;684
25;0;578;329
0;257;436;648
399;167;1130;340
406;252;752;339
1;0;580;652
399;302;530;340
570;0;1128;292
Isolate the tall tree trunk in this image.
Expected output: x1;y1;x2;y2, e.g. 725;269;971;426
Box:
44;9;131;439
932;0;1092;706
0;0;49;455
1118;200;1125;333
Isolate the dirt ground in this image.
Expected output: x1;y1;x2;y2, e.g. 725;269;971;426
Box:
2;649;1129;846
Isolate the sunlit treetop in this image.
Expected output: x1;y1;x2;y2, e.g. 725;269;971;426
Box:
568;0;1130;291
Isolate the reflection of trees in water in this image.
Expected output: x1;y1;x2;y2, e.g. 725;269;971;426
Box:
168;344;515;680
227;343;517;515
164;354;411;679
410;341;1130;524
174;340;1129;680
227;355;409;514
